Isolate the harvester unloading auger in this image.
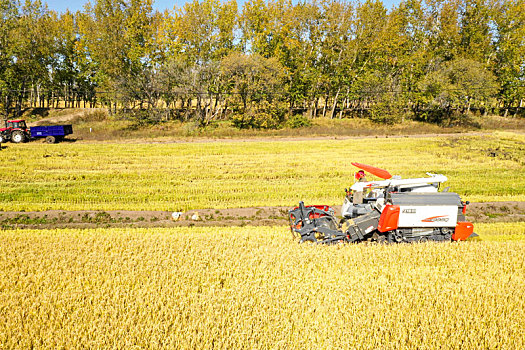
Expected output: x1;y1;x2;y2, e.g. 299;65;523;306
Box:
289;163;477;244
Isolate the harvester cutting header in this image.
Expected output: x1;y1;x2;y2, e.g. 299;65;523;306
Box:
289;163;477;244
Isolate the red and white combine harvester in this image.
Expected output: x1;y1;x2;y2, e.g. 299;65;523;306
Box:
289;163;477;244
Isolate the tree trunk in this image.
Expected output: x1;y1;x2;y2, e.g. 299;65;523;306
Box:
307;99;313;118
221;101;229;120
340;94;348;119
514;99;523;117
196;95;202;121
322;95;328;118
37;85;41;108
330;88;341;119
212;94;220;120
30;84;34;108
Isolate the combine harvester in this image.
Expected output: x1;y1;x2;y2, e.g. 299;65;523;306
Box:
289;163;477;244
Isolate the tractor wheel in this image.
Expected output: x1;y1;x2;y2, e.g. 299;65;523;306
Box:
0;134;5;143
11;131;25;143
45;136;56;144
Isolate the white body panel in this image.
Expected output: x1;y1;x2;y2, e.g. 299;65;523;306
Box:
397;205;458;228
397;184;438;193
350;174;448;192
342;197;352;217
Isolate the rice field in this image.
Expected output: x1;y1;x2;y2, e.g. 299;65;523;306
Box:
1;131;524;348
0;225;524;349
0;132;523;211
476;221;525;240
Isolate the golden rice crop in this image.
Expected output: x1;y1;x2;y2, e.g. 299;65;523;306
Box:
0;132;523;211
474;221;525;241
1;226;524;349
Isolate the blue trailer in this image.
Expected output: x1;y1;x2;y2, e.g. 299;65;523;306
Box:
29;125;73;143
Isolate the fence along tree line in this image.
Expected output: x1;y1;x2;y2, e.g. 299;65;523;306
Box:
0;0;523;127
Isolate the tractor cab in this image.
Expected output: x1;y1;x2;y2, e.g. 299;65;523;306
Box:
4;120;28;131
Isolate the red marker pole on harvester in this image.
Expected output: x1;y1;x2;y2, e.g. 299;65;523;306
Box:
351;162;393;180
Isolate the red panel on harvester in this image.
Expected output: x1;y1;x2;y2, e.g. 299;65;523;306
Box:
378;205;400;232
452;222;474;241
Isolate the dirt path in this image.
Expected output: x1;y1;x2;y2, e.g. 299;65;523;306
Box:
0;202;523;230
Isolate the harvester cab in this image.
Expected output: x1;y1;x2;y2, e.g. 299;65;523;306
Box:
289;163;477;244
342;172;448;219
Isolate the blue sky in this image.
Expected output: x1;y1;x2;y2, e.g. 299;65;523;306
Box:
45;0;403;13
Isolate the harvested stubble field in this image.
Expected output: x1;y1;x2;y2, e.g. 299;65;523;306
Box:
0;132;524;212
0;225;524;349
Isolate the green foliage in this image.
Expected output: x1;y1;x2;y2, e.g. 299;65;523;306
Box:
491;0;525;107
221;52;285;111
369;99;402;125
231;112;281;130
231;100;287;129
285;114;312;128
0;0;524;123
77;0;155;90
419;58;498;110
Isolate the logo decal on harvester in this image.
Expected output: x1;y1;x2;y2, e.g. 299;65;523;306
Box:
402;209;416;213
422;215;449;223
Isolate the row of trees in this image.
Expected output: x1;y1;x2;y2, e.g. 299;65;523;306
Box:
0;0;524;126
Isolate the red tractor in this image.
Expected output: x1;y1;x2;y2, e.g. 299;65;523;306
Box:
0;119;30;143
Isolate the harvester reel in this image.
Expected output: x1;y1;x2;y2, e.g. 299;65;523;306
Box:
289;202;343;244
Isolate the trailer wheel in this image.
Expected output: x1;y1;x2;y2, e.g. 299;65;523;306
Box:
11;131;25;143
45;136;56;143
